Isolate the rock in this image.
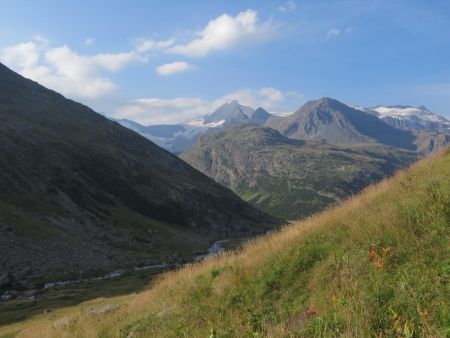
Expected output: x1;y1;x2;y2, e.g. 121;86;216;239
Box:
0;290;19;301
23;289;40;298
0;272;14;289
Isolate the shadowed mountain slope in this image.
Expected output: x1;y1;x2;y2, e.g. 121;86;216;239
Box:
0;63;280;288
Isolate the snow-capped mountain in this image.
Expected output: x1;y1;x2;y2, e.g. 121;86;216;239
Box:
364;105;450;132
118;100;450;155
117;101;273;153
185;101;271;128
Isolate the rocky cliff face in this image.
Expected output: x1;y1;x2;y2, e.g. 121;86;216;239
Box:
0;63;280;288
181;124;418;219
414;131;450;154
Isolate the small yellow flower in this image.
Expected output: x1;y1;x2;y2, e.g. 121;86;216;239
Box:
331;293;338;304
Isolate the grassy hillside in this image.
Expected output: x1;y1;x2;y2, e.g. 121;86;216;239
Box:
1;149;449;337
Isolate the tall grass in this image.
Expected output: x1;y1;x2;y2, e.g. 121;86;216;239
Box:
1;150;449;337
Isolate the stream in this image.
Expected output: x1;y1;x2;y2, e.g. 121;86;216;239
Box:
0;237;250;325
1;237;249;301
42;238;249;290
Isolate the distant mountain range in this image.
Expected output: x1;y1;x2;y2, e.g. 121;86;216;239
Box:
120;97;449;219
116;101;273;153
181;98;450;218
119;98;450;155
264;98;417;150
359;105;450;132
0;63;279;290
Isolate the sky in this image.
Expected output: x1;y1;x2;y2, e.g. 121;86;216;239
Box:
1;0;450;124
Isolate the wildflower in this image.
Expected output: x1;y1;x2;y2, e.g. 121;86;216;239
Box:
331;293;338;304
369;249;384;270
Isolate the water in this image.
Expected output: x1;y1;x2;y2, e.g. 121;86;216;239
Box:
37;238;248;290
43;264;169;289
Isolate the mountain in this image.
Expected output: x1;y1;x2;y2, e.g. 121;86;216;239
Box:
8;148;449;338
367;105;450;132
181;124;418;219
354;105;450;154
0;63;280;289
117;101;273;153
414;131;450;154
201;101;270;126
265;97;417;150
118;119;186;138
116;119;199;154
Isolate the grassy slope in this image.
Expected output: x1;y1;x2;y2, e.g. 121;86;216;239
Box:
1;150;449;337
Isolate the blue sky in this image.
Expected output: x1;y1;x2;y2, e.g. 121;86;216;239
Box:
1;0;450;123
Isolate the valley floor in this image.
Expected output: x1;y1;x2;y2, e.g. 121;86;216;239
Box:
1;150;449;337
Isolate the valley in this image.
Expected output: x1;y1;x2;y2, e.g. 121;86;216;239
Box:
1;2;450;337
0;63;281;302
2;146;448;337
0;237;248;326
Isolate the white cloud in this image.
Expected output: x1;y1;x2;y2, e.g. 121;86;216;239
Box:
114;97;208;124
112;88;303;125
84;38;95;46
169;10;277;57
135;38;175;53
326;28;341;39
278;1;296;13
0;37;147;99
0;42;41;68
156;61;194;75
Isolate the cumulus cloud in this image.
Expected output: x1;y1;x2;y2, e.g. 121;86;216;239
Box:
112;87;303;125
169;10;277;57
0;37;146;98
278;1;296;13
156;61;194;75
0;42;41;69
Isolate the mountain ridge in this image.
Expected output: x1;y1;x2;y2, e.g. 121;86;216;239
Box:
117;101;274;153
264;97;417;150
